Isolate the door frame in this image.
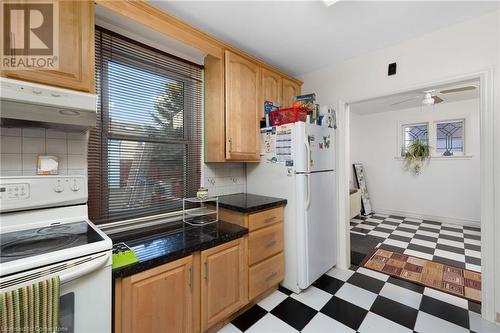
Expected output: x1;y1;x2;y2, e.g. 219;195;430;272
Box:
335;69;496;322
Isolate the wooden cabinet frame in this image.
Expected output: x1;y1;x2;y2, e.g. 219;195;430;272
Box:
224;51;261;161
1;1;95;92
116;255;193;333
201;238;247;332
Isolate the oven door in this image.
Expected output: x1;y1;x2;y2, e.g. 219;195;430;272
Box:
0;252;112;333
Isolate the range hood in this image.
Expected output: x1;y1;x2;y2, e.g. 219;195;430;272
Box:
1;78;97;131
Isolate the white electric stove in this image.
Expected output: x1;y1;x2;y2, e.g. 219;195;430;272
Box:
0;176;112;333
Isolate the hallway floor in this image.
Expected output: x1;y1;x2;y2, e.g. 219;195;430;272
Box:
219;266;498;333
350;213;481;272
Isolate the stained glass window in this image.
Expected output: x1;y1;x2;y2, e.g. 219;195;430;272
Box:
402;123;428;155
436;120;464;156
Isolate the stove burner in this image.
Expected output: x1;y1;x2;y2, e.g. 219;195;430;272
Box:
38;224;74;234
1;233;79;258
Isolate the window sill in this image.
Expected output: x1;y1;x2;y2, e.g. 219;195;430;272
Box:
98;210;184;234
394;155;473;160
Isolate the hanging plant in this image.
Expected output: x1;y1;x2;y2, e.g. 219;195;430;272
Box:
403;139;431;175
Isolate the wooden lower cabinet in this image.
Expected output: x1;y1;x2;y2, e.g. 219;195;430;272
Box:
117;255;193;333
201;238;247;332
114;209;284;333
248;222;283;265
218;206;286;302
114;238;248;333
249;252;284;300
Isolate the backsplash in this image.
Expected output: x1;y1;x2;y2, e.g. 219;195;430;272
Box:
203;163;245;196
0;127;87;176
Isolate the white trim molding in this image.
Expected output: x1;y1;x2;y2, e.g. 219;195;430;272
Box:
336;100;351;270
340;69;496;323
373;208;480;227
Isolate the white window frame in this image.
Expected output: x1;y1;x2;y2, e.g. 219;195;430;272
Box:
397;119;469;159
432;118;466;157
400;122;429;157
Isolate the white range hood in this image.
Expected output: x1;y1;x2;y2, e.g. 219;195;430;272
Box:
0;78;97;131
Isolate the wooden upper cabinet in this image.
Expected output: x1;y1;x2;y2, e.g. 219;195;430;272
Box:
1;1;95;92
282;77;301;108
225;50;261;161
201;238;247;332
261;68;282;116
120;256;193;333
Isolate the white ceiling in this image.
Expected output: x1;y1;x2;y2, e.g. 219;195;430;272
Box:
350;79;480;115
150;1;498;76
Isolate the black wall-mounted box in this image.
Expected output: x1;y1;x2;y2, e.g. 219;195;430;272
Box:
388;62;397;76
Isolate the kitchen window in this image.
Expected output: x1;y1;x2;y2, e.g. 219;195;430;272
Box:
88;27;203;224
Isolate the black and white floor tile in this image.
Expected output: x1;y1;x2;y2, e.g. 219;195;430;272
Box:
219;266;499;333
350;213;482;272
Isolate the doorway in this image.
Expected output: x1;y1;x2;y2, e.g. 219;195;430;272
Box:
335;71;495;322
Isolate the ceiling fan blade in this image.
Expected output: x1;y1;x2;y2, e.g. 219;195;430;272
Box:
439;86;476;94
433;95;444;104
390;96;420;106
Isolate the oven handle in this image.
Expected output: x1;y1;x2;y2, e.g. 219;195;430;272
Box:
60;252;110;283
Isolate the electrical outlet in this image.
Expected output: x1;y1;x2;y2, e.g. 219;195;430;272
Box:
206;177;215;186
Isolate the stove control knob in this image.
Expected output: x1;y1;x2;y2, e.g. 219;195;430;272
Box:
70;181;79;192
54;181;64;193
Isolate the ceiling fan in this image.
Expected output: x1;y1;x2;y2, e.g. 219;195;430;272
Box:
390;85;476;107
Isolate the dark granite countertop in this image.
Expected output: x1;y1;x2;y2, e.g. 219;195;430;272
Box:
217;193;287;213
110;220;248;278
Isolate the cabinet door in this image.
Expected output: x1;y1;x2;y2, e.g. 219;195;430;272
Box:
282;78;301;108
261;67;282;116
225;50;260;161
201;238;247;331
121;256;193;333
1;0;95;92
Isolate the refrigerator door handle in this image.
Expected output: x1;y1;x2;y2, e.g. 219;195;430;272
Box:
304;128;312;173
304;132;312;209
305;173;311;209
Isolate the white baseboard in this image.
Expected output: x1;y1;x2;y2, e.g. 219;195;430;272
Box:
374;208;480;227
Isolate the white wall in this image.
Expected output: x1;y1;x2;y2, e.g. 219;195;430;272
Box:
300;10;500;320
351;98;480;225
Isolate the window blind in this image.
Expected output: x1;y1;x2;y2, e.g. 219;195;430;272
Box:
89;26;203;224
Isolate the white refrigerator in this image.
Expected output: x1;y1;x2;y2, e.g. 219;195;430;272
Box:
246;120;337;293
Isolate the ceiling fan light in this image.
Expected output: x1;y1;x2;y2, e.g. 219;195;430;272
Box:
422;93;435;106
323;0;340;6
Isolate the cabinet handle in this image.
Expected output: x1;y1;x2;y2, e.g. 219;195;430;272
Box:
265;240;277;248
204;261;208;280
265;271;277;282
188;265;193;289
228;138;232;153
264;216;276;223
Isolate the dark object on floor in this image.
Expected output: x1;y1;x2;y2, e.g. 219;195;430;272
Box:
350;233;384;266
361;248;481;303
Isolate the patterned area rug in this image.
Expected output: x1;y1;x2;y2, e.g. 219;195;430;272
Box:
361;248;481;303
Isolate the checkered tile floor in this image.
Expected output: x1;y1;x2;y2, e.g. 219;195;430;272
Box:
219;266;498;333
350;213;482;272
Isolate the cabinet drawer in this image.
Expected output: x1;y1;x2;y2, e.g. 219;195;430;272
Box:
248;222;283;265
249;252;284;300
248;207;283;231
